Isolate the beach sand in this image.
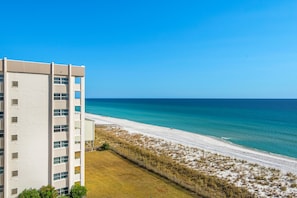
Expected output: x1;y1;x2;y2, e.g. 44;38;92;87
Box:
86;113;297;174
86;113;297;197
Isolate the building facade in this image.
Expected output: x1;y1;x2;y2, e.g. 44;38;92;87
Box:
0;58;85;198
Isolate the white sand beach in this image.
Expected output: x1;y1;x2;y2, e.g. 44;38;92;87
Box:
86;113;297;174
86;113;297;197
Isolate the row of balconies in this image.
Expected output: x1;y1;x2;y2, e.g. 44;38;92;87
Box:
48;77;83;192
0;76;81;93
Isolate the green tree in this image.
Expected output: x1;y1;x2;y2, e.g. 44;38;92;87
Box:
19;188;41;198
39;185;58;198
69;184;87;198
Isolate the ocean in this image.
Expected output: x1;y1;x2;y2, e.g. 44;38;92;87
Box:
85;99;297;159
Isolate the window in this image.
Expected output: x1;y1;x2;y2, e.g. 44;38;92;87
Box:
12;99;18;105
54;93;60;100
61;78;68;84
75;136;81;144
75;91;81;99
12;152;18;159
54;109;60;116
75;77;81;84
75;166;80;174
0;149;4;155
12;81;18;87
57;187;69;195
54;141;61;148
61;109;68;116
54;77;60;84
0;167;4;174
53;172;68;180
0;93;3;100
11;135;18;141
75;152;81;159
0;130;3;137
75;106;81;112
53;173;60;180
61;141;68;147
12;170;18;177
0;112;3;118
54;125;68;132
54;77;68;85
0;75;3;82
11;117;18;123
54;93;68;100
54;109;68;116
54;141;68;149
61;156;68;163
54;157;60;164
61;172;68;179
54;156;68;164
61;93;68;100
11;188;18;195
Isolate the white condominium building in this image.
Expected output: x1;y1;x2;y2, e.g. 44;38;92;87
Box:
0;58;85;198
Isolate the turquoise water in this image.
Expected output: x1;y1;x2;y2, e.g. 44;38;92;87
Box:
86;99;297;159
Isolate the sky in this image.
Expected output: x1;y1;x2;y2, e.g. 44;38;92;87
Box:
0;0;296;98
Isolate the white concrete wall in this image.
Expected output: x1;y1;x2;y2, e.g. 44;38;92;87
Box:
8;73;49;194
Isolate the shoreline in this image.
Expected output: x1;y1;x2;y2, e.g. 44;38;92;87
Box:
86;113;297;175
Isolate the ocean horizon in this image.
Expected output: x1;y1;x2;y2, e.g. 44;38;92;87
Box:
85;98;297;159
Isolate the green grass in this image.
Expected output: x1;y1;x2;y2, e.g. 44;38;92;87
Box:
85;151;198;198
90;126;254;198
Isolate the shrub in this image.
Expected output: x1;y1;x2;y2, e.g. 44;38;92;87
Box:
280;186;287;191
19;188;40;198
101;142;110;150
39;185;58;198
70;184;87;198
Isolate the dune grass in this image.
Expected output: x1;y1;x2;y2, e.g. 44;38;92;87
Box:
89;125;254;198
85;151;198;198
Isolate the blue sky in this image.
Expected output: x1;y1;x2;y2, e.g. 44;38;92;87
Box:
1;0;296;98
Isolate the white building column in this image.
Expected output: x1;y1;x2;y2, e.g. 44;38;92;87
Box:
68;65;74;189
80;71;85;186
49;62;54;186
3;57;9;198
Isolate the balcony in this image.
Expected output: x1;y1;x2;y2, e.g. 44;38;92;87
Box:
74;173;81;182
74;143;81;151
0;174;3;186
0;101;3;112
0;119;3;130
74;113;80;121
75;99;80;106
54;100;68;109
75;158;81;166
53;132;68;142
53;148;68;158
54;117;68;126
0;155;3;167
74;129;80;137
0;137;3;149
74;84;81;91
0;82;3;93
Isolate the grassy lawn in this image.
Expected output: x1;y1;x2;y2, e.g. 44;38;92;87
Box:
85;151;197;198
